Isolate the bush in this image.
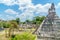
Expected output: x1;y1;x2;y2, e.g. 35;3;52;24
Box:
11;32;37;40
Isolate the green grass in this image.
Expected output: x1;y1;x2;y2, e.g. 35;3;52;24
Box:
10;32;37;40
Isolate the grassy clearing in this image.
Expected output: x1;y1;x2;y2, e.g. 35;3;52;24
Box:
0;28;36;40
10;32;37;40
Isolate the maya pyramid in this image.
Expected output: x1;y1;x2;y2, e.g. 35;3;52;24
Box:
35;3;60;38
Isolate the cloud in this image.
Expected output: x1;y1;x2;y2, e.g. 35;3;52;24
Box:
56;3;60;9
5;15;16;20
1;0;60;21
16;0;51;22
0;0;51;13
17;0;51;14
0;0;17;6
5;9;18;14
19;10;34;22
18;0;33;11
0;0;32;6
35;3;51;14
2;0;51;21
6;15;15;20
18;3;51;21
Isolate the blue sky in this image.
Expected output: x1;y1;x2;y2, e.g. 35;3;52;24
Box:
32;0;60;5
0;0;60;22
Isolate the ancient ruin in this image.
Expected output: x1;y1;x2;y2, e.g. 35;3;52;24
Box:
35;3;60;40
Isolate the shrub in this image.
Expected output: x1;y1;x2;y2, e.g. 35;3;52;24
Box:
11;32;37;40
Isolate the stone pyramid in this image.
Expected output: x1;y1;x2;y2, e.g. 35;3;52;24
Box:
35;3;60;38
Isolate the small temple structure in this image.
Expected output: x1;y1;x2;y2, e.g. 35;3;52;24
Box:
34;3;60;40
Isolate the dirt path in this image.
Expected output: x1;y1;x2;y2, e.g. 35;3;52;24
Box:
0;34;9;40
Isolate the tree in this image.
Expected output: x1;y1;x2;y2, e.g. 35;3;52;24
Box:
2;21;7;28
32;16;45;25
25;20;31;24
0;21;3;27
32;16;45;34
32;16;45;24
16;18;20;25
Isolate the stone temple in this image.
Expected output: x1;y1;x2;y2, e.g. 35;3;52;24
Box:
34;3;60;40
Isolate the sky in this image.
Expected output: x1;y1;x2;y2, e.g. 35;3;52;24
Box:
0;0;60;22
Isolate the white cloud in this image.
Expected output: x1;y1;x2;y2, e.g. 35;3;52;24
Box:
19;10;34;22
0;0;51;13
0;0;17;6
1;0;60;21
17;0;51;13
0;0;32;6
17;1;60;21
56;3;60;9
5;15;16;20
15;0;51;21
17;0;32;4
18;0;33;11
35;3;51;14
19;3;51;21
7;16;15;20
5;9;18;14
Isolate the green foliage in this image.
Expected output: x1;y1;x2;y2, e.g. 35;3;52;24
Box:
2;22;11;28
32;16;45;25
25;19;31;24
0;18;20;28
10;18;20;25
11;32;37;40
22;22;25;24
2;22;8;28
16;18;20;24
0;21;3;27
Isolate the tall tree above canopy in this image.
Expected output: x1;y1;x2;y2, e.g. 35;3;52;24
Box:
16;18;20;24
32;16;45;25
25;20;31;24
